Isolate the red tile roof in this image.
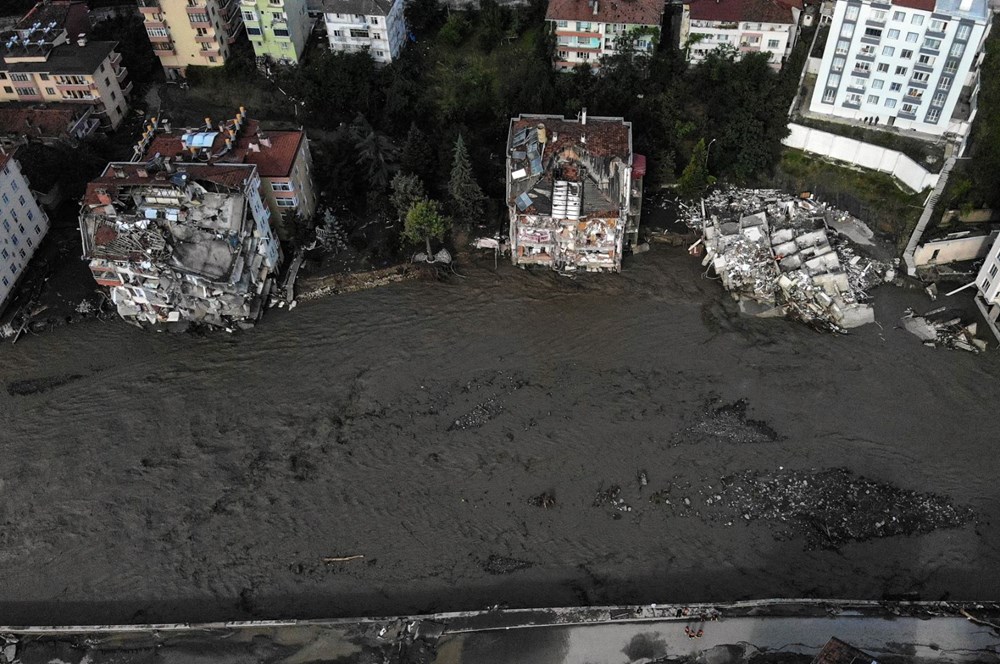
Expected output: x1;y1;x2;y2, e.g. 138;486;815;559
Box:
510;115;631;160
145;119;305;179
546;0;665;27
811;638;878;664
82;162;256;206
0;104;83;138
893;0;935;11
687;0;801;23
0;150;12;173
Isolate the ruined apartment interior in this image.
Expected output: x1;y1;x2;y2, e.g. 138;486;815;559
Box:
79;159;280;329
506;111;644;272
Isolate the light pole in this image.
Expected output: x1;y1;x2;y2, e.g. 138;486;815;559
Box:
706;138;717;167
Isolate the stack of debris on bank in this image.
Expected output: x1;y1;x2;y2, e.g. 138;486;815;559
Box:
79;158;281;330
688;188;891;332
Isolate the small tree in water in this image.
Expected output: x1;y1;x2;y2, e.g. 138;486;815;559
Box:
676;138;716;199
404;199;448;257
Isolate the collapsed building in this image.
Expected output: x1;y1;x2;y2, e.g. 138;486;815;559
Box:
79;159;281;328
506;111;644;273
691;188;890;331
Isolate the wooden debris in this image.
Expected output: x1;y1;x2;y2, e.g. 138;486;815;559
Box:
322;554;365;563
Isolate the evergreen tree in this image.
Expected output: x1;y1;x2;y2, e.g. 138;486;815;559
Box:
404;199;448;256
447;134;486;224
401;124;435;182
349;114;399;191
390;173;427;223
676;138;716;199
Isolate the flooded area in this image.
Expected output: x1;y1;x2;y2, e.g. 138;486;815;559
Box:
1;246;999;626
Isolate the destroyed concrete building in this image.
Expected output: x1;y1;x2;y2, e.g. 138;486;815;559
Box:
693;188;888;331
79;159;281;328
506;111;643;273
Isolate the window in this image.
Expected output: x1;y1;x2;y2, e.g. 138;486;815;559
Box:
247;26;261;34
907;87;923;98
872;78;884;89
860;44;876;55
845;4;859;20
2;277;7;287
872;9;887;21
25;237;31;248
950;43;965;57
349;28;368;38
372;17;379;23
893;10;905;21
911;14;924;25
275;198;297;207
836;39;850;54
912;71;929;82
26;210;32;221
376;50;384;56
34;224;40;235
902;102;917;113
906;31;918;43
895;65;907;75
939;77;951;90
10;73;29;82
768;39;779;48
14;87;36;96
851;76;867;88
576;21;591;31
956;24;972;40
888;28;900;39
901;48;912;58
242;10;256;20
846;93;862;105
882;46;895;56
832;56;846;72
39;73;48;81
923;37;941;49
556;20;567;27
877;62;890;72
991;264;999;279
918;54;935;66
271;181;293;191
2;194;7;205
867;94;880;104
45;87;54;95
1;218;7;230
10;235;17;247
208;56;216;63
828;73;841;87
855;61;870;72
18;195;24;206
931;91;946;105
930;19;946;32
890;82;902;91
944;58;959;73
840;23;854;38
864;27;882;38
18;248;24;259
924;108;939;123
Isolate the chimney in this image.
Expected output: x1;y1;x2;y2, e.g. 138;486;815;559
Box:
581;107;587;125
76;34;86;46
592;0;598;14
114;167;126;178
164;157;175;174
137;167;148;178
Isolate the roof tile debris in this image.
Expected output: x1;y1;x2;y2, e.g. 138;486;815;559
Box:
546;0;665;27
0;103;93;139
686;0;801;24
811;638;878;664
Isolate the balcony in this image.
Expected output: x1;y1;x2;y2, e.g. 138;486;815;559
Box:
200;47;221;58
115;65;128;82
195;32;218;42
137;0;161;8
187;6;210;22
122;80;133;96
147;33;173;43
109;50;122;66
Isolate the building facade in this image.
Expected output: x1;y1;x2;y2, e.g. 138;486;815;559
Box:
506;112;643;273
808;0;990;137
679;0;802;69
546;0;664;71
139;0;244;79
0;2;131;130
974;234;1000;342
0;150;49;313
142;108;318;227
315;0;407;64
79;159;281;328
242;0;311;65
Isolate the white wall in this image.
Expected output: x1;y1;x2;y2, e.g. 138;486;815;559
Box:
914;231;998;266
783;123;937;192
0;157;49;310
975;233;1000;305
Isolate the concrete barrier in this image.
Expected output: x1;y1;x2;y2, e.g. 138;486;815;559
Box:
784;123;937;192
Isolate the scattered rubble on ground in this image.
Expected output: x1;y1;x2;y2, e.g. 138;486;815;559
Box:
528;491;557;508
901;307;986;352
449;396;505;430
481;554;534;575
681;188;893;332
673;399;781;445
593;484;632;515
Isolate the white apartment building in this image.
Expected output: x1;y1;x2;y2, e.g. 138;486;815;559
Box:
315;0;406;64
546;0;664;71
0;151;49;313
809;0;990;137
679;0;803;70
975;235;1000;342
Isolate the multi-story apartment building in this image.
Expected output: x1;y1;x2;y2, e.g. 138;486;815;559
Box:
809;0;990;137
546;0;664;71
315;0;407;64
143;108;317;224
505;111;644;272
679;0;803;70
0;1;131;129
79;158;281;328
974;235;1000;342
0;150;49;314
242;0;311;65
139;0;244;79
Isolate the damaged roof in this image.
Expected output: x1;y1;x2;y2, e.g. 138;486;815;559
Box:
811;638;878;664
145;119;305;179
686;0;801;24
546;0;665;26
82;162;256;207
15;0;91;40
308;0;397;17
0;103;88;137
506;113;632;219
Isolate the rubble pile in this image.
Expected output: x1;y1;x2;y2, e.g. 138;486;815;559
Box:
901;307;987;352
593;484;632;514
673;399;780;445
481;554;534;575
717;468;974;549
686;188;892;332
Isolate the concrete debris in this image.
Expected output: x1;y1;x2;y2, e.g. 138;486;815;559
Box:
314;209;349;253
593;484;632;515
901;308;985;352
481;554;534;575
685;188;888;332
528;491;556;508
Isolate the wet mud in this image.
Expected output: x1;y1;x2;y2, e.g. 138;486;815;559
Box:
1;249;999;625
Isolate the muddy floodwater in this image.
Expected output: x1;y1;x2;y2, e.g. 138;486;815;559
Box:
1;249;999;626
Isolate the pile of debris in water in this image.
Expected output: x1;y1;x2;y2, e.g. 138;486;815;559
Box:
901;307;987;352
682;188;894;332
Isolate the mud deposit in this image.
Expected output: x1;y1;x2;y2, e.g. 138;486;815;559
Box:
1;249;999;625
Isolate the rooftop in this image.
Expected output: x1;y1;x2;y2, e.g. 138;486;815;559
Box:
546;0;665;27
15;0;90;41
892;0;937;11
933;0;990;21
811;638;878;664
3;40;117;74
145;118;306;179
686;0;802;24
506;113;632;218
0;103;89;137
82;161;257;207
308;0;396;17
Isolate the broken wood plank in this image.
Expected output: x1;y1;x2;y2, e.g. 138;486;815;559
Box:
322;554;364;563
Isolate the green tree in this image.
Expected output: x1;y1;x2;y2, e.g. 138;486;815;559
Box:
448;133;486;224
401;123;436;181
404;199;449;256
676;138;715;199
391;173;427;222
350;114;399;190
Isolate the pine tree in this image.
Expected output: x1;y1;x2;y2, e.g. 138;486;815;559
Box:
391;173;427;223
401;123;435;182
676;138;716;199
448;134;486;224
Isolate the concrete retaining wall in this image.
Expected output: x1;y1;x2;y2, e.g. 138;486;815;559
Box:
784;123;938;193
914;231;999;267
